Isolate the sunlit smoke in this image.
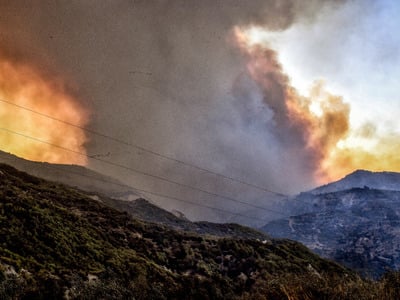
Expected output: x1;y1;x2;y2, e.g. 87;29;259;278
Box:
234;27;350;183
0;56;89;165
234;26;400;183
293;81;351;182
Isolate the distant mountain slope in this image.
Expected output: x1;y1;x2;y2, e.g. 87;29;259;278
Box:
0;163;384;299
262;187;400;278
0;150;141;200
0;151;269;239
312;170;400;194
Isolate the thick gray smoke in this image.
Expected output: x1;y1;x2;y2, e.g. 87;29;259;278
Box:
0;1;345;225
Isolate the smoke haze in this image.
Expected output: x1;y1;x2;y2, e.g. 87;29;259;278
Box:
2;0;397;224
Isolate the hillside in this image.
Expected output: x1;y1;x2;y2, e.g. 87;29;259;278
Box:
0;150;141;200
262;187;400;278
0;151;271;239
2;163;399;299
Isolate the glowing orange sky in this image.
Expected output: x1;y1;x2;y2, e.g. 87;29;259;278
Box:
0;58;89;165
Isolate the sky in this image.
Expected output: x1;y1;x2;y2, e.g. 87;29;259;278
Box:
237;0;400;182
0;0;399;224
245;0;400;135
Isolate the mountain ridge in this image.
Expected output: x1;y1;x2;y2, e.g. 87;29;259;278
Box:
0;150;141;200
311;169;400;195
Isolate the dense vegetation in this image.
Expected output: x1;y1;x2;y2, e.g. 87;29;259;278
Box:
1;164;400;299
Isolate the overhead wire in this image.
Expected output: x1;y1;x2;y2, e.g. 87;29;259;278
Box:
0;132;289;221
0;98;287;197
0;127;289;218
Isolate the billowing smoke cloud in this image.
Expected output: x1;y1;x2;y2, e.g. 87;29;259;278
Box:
234;23;400;185
0;1;350;224
233;28;351;184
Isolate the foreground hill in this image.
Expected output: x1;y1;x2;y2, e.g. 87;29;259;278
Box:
262;187;400;278
2;164;399;299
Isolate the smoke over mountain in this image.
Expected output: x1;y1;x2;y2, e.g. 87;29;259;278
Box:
2;1;396;222
233;28;351;183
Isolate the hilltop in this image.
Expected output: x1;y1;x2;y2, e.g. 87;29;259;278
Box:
311;170;400;194
0;150;141;200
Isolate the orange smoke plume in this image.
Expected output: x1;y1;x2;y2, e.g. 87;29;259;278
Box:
233;27;350;183
234;26;400;183
290;82;351;182
0;55;89;165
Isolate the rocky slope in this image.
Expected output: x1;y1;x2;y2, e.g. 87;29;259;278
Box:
2;163;390;299
262;171;400;278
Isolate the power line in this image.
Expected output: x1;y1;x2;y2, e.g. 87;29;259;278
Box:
0;139;288;222
0;127;288;217
0;98;287;197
